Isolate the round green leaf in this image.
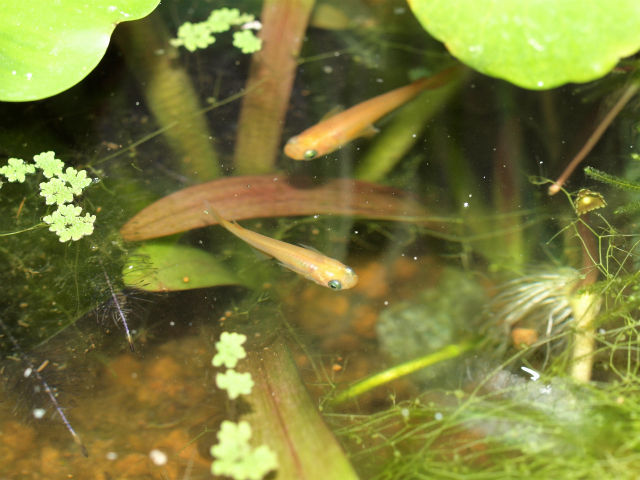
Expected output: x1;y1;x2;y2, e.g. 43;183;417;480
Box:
122;243;242;292
407;0;640;89
1;0;159;101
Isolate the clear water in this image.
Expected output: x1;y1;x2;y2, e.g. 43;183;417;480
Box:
1;1;640;479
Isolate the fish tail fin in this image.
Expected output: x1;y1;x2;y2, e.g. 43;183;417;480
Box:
413;65;462;91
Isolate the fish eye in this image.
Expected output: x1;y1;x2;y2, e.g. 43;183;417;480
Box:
328;279;342;290
304;149;318;160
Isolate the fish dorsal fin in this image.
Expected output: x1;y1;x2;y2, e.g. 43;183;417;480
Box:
320;105;344;121
298;242;322;254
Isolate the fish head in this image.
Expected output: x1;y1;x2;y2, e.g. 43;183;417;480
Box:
316;263;358;291
284;135;320;161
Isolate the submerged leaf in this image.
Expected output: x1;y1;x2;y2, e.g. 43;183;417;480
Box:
122;242;242;291
120;175;432;241
407;0;640;89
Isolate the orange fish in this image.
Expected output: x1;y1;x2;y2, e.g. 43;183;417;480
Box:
206;206;358;290
284;66;459;160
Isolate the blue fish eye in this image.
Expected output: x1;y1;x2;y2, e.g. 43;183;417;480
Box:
304;149;318;160
328;279;342;290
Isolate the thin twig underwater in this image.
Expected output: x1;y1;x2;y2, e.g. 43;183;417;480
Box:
548;81;639;195
0;318;88;457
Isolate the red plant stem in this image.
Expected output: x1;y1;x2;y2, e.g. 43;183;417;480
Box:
233;0;315;174
549;82;639;195
571;215;601;382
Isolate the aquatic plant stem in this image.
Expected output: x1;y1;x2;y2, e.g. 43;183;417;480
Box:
570;292;601;383
116;15;222;180
242;336;359;479
570;217;602;382
549;82;639;195
0;222;45;236
354;68;464;182
331;340;474;405
233;0;315;174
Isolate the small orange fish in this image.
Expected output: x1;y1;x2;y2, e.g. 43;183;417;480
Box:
284;66;459;160
206;206;358;290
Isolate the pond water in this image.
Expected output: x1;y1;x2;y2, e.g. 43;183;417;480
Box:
2;1;640;479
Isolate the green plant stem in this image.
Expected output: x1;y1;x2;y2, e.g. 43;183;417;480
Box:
0;223;45;236
331;340;474;405
116;15;221;180
491;88;525;266
355;68;464;182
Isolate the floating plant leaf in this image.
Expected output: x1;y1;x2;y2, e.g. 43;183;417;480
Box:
122;242;242;292
213;332;248;369
216;370;254;400
407;0;640;89
120;175;432;241
0;0;160;101
0;158;35;183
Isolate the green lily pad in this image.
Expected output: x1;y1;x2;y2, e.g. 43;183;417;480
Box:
407;0;640;89
122;242;242;292
1;0;159;101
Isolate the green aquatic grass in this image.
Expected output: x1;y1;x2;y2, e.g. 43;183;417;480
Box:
323;190;640;479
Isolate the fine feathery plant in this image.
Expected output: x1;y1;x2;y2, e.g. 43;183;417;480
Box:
584;165;640;215
0;151;96;242
170;7;262;54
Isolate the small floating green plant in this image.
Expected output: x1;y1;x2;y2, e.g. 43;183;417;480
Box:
210;331;278;480
171;7;262;54
0;151;96;242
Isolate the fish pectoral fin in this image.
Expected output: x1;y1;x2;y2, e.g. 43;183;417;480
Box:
358;123;380;139
276;260;309;278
